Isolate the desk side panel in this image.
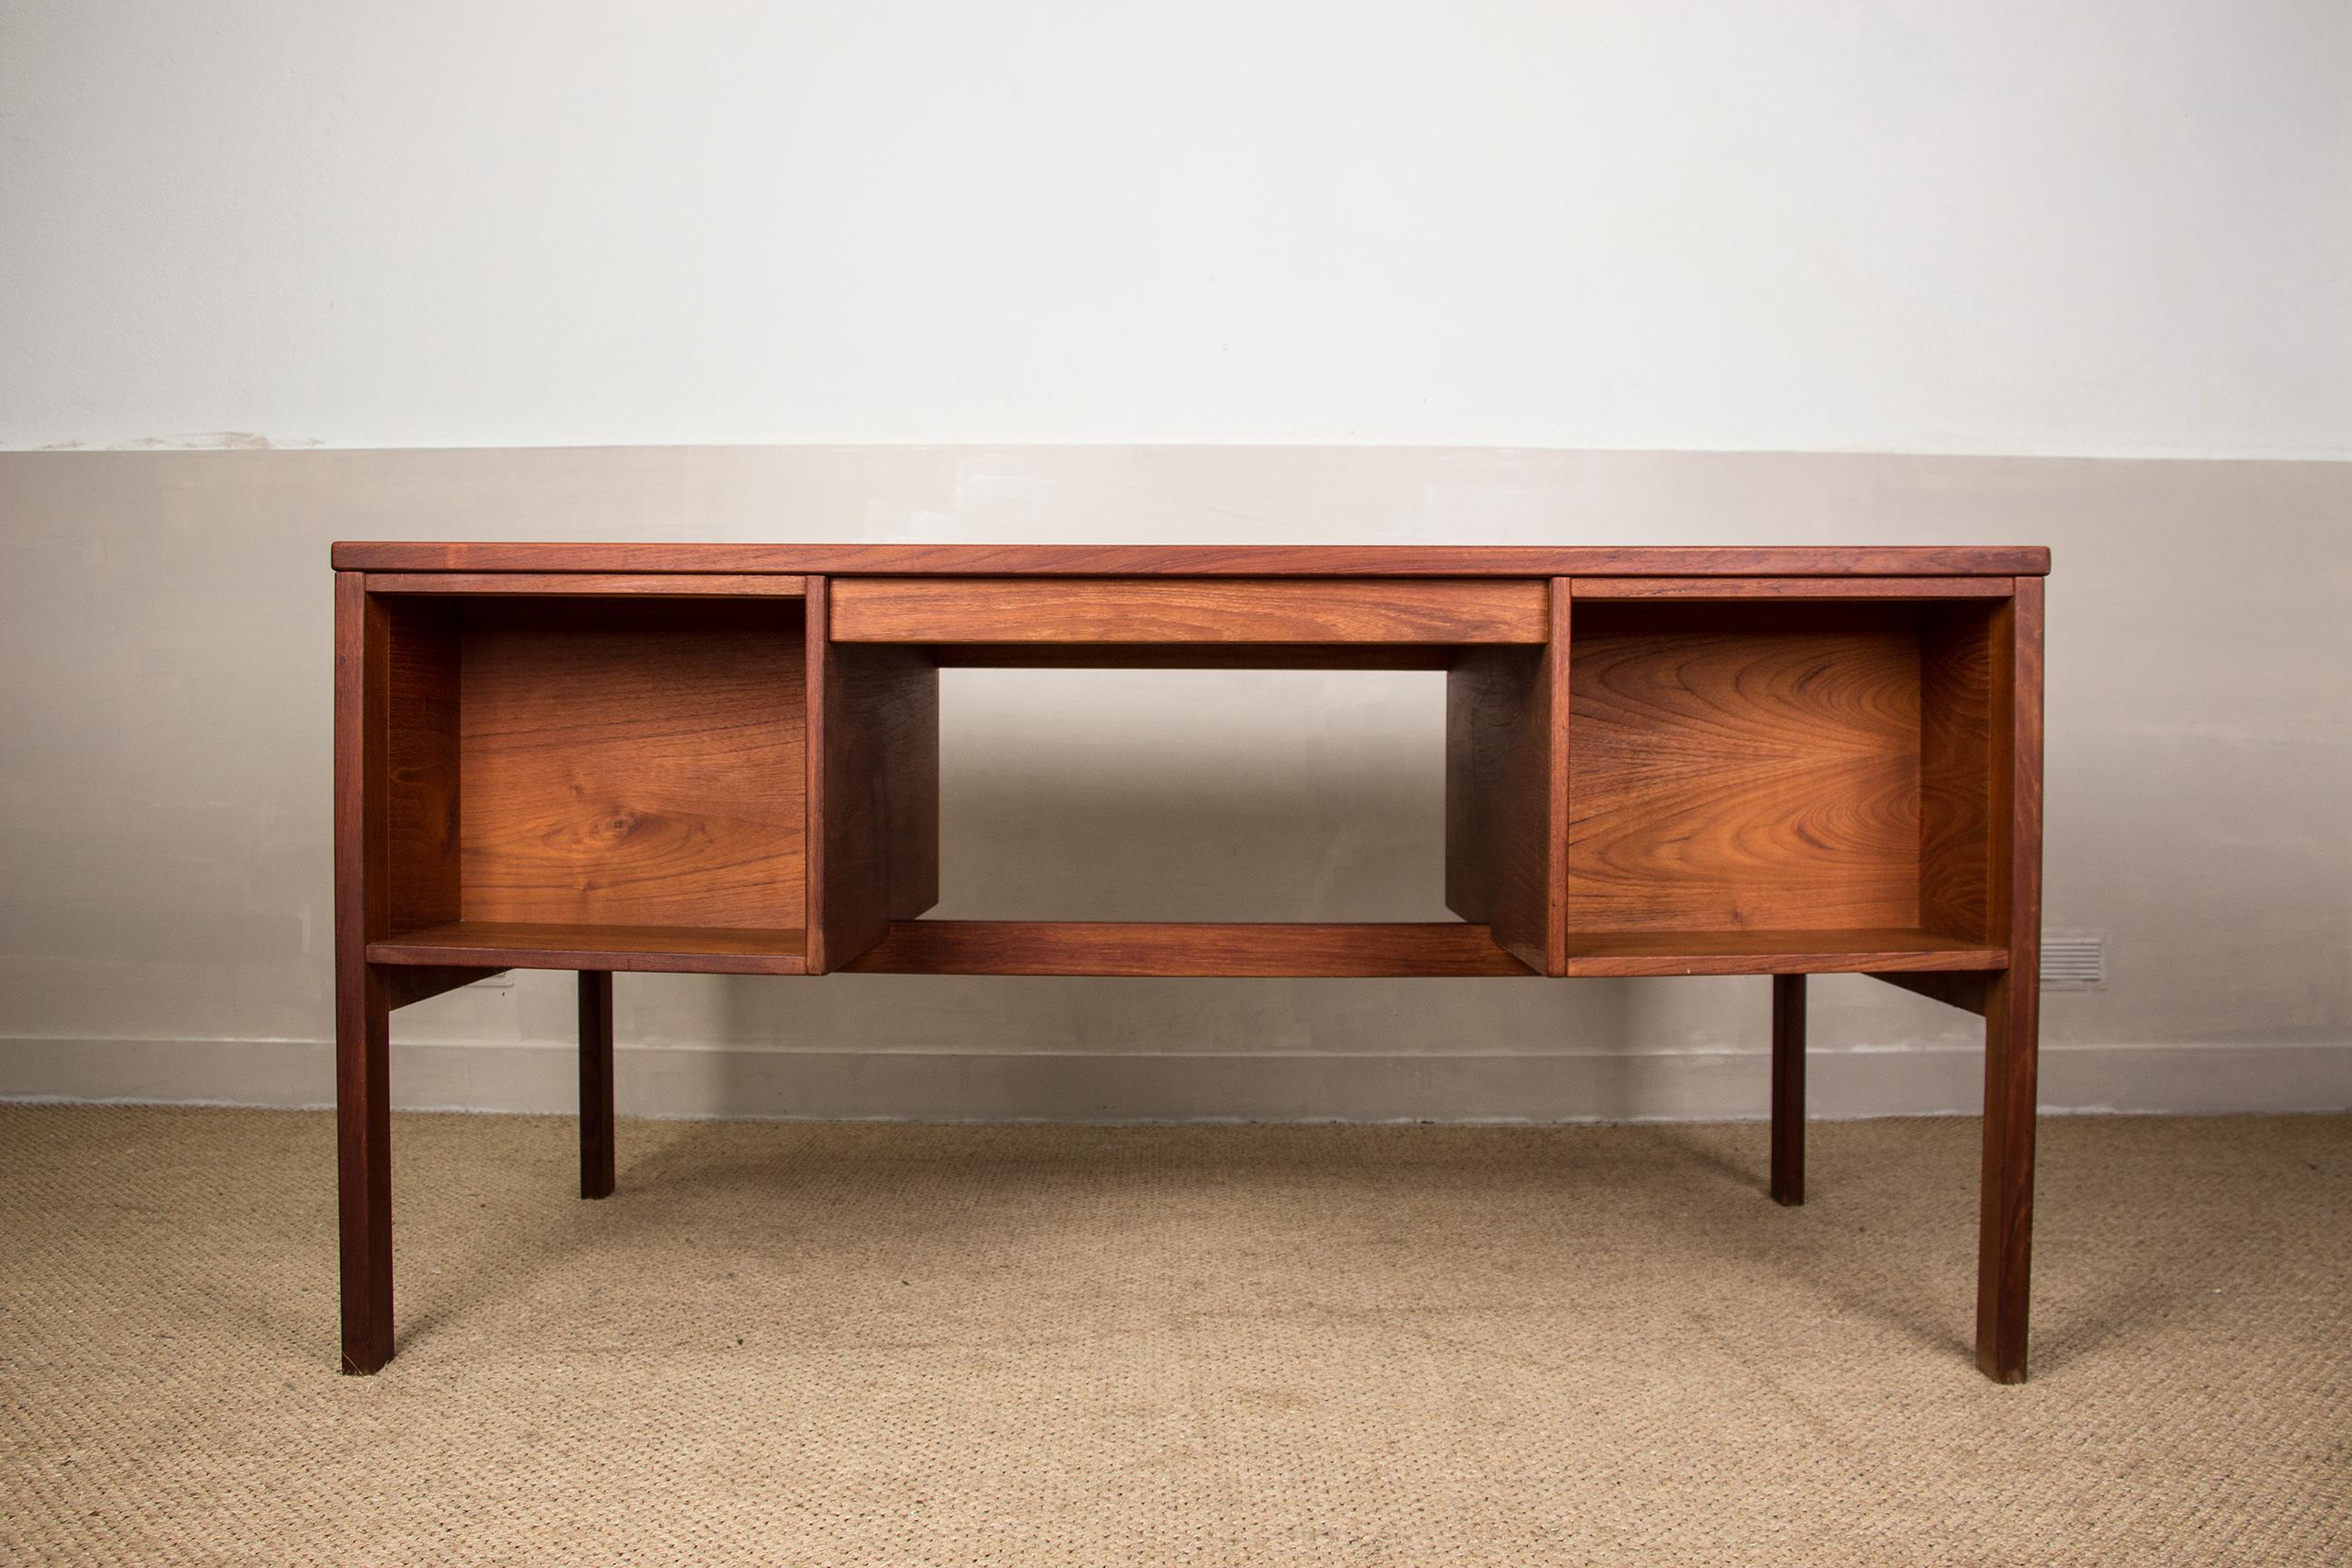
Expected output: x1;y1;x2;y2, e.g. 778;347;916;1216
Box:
383;598;462;935
1444;581;1568;973
1920;601;2002;943
811;578;940;971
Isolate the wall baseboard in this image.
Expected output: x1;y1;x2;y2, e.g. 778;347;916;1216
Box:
3;1036;2345;1121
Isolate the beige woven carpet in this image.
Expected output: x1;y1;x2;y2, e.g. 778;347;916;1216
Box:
2;1107;2347;1565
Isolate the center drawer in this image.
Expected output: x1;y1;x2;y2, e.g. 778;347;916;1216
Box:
828;577;1550;644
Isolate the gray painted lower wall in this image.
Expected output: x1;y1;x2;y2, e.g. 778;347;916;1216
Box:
2;446;2347;1120
6;1035;2347;1122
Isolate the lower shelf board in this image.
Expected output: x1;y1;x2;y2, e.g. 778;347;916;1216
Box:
843;921;1537;977
368;923;808;975
1563;929;2009;977
365;921;2004;980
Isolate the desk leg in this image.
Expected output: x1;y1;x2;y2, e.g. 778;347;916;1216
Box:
1977;574;2043;1383
337;965;394;1375
1975;970;2039;1382
1770;975;1805;1206
579;971;615;1200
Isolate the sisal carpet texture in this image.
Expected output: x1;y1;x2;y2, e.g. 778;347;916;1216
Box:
2;1105;2346;1565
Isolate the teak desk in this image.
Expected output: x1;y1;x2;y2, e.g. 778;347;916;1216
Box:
331;544;2048;1380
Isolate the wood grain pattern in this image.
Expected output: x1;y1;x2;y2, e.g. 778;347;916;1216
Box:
383;598;462;935
1569;604;1924;933
813;624;940;972
364;922;2002;979
1979;973;2039;1382
1976;576;2044;1384
1445;648;1546;965
334;542;2051;577
456;599;808;932
332;571;394;1374
336;968;393;1374
1543;587;1573;971
366;573;807;598
1573;576;2013;600
831;577;1549;644
926;642;1459;670
802;577;830;972
843;921;1534;977
1771;975;1805;1206
1920;604;1998;942
341;575;389;946
331;543;2054;1384
1444;582;1568;974
369;922;808;974
1563;929;2005;977
1986;585;2043;955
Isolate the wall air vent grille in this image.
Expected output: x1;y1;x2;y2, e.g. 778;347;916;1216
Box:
2041;934;2105;990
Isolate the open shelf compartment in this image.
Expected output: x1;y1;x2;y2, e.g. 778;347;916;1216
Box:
360;574;2020;981
364;592;813;973
1563;595;2010;974
813;573;1558;976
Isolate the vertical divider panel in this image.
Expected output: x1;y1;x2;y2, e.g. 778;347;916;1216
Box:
807;577;942;972
1919;592;2004;943
383;595;463;935
1441;578;1568;975
804;577;831;972
340;575;389;950
1987;582;2043;955
1546;580;1571;975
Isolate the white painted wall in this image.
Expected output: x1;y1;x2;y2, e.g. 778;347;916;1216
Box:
2;6;2347;1121
4;1;2347;456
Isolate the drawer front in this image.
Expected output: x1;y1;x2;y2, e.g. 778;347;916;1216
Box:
829;577;1549;644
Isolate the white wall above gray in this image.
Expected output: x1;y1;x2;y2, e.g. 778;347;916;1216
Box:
3;1;2347;456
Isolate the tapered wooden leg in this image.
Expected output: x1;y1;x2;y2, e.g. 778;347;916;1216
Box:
579;971;615;1200
1975;970;2039;1382
1770;974;1806;1206
1975;573;2044;1383
337;965;394;1375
